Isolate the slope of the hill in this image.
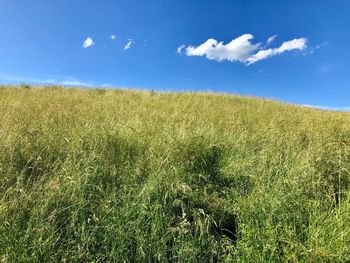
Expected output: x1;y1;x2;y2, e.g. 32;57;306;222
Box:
1;86;350;262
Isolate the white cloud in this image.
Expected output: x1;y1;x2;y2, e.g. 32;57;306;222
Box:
176;44;185;54
111;35;116;40
319;65;332;73
124;39;134;50
181;34;307;65
303;104;350;112
247;38;307;64
36;77;93;87
0;74;93;87
83;37;94;48
185;34;260;63
246;49;275;64
277;38;306;53
267;35;277;45
303;41;328;55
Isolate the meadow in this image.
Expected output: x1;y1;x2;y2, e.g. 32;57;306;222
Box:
0;86;350;262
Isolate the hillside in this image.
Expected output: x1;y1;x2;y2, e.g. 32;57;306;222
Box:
1;86;350;262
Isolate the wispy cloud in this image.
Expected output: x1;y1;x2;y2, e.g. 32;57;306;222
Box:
83;37;95;48
0;74;94;87
57;78;92;86
319;65;332;73
110;35;116;40
303;104;350;112
266;35;277;45
179;34;307;65
247;38;307;64
33;77;93;87
124;39;134;50
176;44;185;54
303;41;329;55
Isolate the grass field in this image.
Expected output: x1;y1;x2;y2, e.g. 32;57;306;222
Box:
0;86;350;262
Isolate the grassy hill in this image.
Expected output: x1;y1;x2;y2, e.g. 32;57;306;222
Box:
1;86;350;262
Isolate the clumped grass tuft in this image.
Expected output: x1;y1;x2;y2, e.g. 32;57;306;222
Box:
0;86;350;262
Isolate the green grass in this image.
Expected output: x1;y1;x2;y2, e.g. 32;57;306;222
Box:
1;86;350;262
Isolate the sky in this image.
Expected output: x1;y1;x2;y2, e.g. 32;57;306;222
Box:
0;0;349;110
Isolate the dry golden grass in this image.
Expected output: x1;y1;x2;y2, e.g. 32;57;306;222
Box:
0;85;350;262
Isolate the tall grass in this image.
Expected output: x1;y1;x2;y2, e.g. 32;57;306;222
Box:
0;86;350;262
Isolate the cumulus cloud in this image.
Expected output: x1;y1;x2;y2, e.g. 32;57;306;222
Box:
124;39;134;50
180;34;307;65
185;34;260;63
83;37;94;48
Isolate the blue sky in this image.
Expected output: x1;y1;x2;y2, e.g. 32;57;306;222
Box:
0;0;349;109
